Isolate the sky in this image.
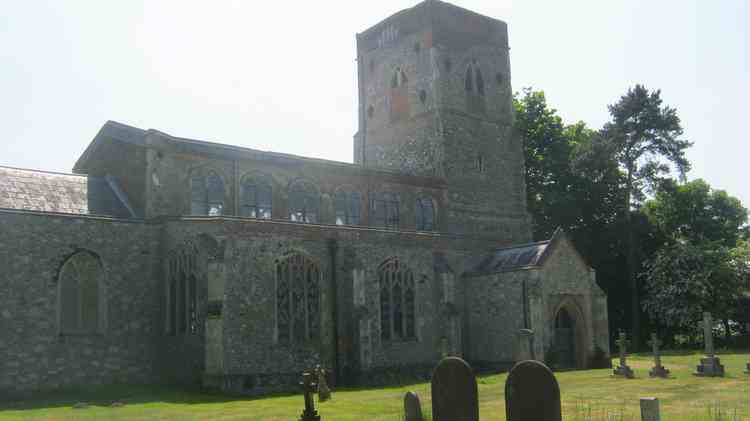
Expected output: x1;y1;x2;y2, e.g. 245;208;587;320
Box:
1;1;748;205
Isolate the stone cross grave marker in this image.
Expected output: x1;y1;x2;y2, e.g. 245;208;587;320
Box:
431;357;478;421
505;360;561;421
315;365;331;402
648;333;669;378
694;312;725;377
298;371;321;421
640;397;661;421
404;391;423;421
517;328;534;361
612;331;634;378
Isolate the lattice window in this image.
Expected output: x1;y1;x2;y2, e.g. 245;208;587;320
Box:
379;258;416;341
371;192;399;229
276;253;320;344
241;175;272;219
335;190;361;226
191;170;224;216
59;251;104;334
415;197;435;231
289;181;319;223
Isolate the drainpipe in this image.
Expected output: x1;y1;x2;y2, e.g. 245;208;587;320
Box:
327;238;340;385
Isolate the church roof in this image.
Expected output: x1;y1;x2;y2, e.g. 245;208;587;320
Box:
0;166;136;218
467;240;550;275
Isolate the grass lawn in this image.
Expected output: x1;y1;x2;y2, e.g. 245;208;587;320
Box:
1;351;749;421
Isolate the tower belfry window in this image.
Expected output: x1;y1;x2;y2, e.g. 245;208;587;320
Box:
465;66;474;92
475;68;485;96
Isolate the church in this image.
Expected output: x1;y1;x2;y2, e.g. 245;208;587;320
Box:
0;1;609;397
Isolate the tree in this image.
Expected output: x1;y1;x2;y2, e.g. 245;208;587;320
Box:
642;240;750;342
644;179;748;247
602;84;693;349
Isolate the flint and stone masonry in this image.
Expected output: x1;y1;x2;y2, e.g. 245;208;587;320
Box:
0;0;609;397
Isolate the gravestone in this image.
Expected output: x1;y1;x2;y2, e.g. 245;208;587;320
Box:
647;333;669;378
745;362;750;375
431;357;478;421
640;397;661;421
505;360;561;421
612;331;634;378
694;312;725;377
517;328;534;361
315;365;331;402
404;391;423;421
298;371;321;421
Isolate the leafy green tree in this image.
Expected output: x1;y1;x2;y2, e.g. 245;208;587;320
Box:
602;84;693;349
644;179;748;247
642;240;750;341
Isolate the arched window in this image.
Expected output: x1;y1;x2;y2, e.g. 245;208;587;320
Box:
371;192;399;229
475;67;485;96
335;190;361;226
465;65;474;92
379;258;416;340
415;197;435;231
241;175;272;219
59;251;104;334
289;181;319;223
276;253;320;344
166;242;199;336
191;170;224;216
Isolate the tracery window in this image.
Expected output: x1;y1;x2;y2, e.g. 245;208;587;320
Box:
191;170;224;216
371;192;399;229
241;174;272;219
335;190;361;226
59;251;104;334
415;197;435;231
276;253;320;344
379;258;416;341
465;63;485;96
289;181;319;223
166;242;199;336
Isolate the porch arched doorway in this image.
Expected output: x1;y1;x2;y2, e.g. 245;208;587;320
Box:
551;301;587;369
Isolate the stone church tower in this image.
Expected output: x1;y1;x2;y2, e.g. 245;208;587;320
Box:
354;0;530;241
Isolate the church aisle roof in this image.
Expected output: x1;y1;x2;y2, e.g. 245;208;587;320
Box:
0;166;134;218
468;240;550;274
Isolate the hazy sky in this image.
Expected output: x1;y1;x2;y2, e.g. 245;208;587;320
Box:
2;1;748;205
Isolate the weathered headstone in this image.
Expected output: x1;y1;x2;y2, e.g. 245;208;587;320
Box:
505;360;561;421
431;357;478;421
517;328;534;361
694;312;725;377
404;391;423;421
640;397;661;421
299;371;321;421
315;365;331;402
612;331;634;378
745;362;750;375
647;333;669;378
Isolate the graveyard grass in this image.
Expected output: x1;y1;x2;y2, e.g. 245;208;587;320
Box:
2;351;749;421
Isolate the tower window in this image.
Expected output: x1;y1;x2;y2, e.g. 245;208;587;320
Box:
477;154;485;173
444;57;452;73
476;68;485;96
367;105;375;119
465;65;474;92
419;89;427;105
414;42;421;54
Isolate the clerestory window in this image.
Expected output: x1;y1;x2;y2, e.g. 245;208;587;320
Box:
191;170;224;216
241;175;272;219
415;197;435;231
289;181;319;223
371;192;400;229
335;190;361;226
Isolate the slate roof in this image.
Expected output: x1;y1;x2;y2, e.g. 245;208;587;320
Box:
468;240;550;275
0;166;135;218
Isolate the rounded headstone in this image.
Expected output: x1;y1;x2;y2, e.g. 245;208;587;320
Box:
404;391;423;421
505;360;561;421
431;357;478;421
